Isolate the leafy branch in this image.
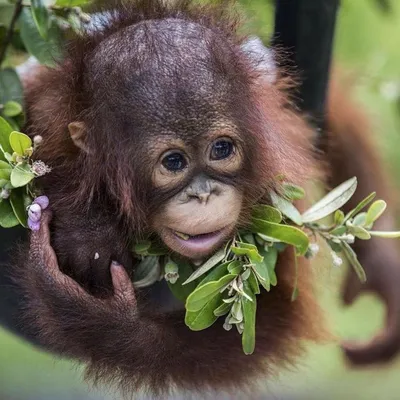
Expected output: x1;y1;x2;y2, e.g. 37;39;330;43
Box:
131;177;400;355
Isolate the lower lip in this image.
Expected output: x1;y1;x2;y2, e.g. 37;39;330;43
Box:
171;228;228;253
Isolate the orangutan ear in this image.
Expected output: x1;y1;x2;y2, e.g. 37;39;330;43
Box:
68;121;89;153
241;36;277;84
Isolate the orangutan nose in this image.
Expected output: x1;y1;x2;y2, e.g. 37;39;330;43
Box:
185;175;220;204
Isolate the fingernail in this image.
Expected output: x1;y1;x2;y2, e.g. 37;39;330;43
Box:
111;260;121;267
33;195;49;210
28;204;42;223
28;219;41;231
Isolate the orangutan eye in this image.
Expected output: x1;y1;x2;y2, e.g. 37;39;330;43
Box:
162;152;188;172
210;139;234;161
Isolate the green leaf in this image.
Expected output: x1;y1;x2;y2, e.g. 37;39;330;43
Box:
9;131;32;156
242;233;256;245
20;8;63;67
0;160;11;180
329;226;346;236
10;188;28;227
231;299;243;322
291;287;299;301
353;212;367;226
183;246;227;285
3;101;23;118
223;297;236;305
132;241;151;255
250;218;309;255
0;200;20;228
213;300;231;317
0;116;13;159
231;242;263;263
256;233;281;243
368;231;400;238
340;242;367;283
264;247;278;286
167;260;198;302
334;210;345;225
270;192;303;225
185;274;236;312
282;183;305;200
247;270;260;294
198;261;231;286
55;0;90;6
251;204;282;223
185;293;223;331
227;260;243;275
327;239;342;253
242;281;257;355
302;177;358;223
241;268;251;281
348;225;371;240
291;252;299;301
10;163;34;188
0;4;14;28
365;200;387;227
343;192;376;223
31;0;50;40
0;68;24;105
252;256;270;290
253;246;278;290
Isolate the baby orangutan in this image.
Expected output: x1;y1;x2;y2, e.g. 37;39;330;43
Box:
11;0;400;397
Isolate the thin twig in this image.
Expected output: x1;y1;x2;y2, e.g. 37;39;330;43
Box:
0;0;24;67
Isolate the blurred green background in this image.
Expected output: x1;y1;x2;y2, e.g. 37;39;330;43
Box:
1;1;400;399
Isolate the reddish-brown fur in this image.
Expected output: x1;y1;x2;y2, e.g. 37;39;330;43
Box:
325;75;400;365
11;0;400;397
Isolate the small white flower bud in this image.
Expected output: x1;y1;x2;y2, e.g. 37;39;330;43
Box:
331;252;343;268
164;261;179;284
33;135;43;146
32;160;52;177
223;322;233;331
0;188;10;199
343;234;355;244
305;243;320;259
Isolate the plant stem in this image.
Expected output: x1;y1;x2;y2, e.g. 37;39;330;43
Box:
0;0;24;67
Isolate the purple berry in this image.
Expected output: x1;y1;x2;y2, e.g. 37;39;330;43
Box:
28;203;42;223
33;195;49;210
28;218;41;231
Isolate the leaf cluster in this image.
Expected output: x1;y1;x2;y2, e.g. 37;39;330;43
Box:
0;116;36;227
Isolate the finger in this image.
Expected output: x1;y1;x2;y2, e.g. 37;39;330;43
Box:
30;211;87;296
30;210;57;268
110;261;136;304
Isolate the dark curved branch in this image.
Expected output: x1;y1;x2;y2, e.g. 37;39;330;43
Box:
273;0;340;132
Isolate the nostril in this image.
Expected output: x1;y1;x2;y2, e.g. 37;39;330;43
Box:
197;192;210;204
186;190;211;204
